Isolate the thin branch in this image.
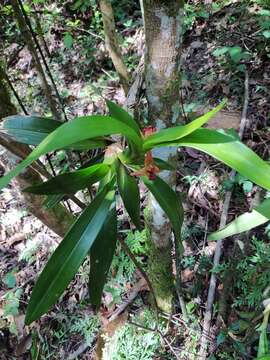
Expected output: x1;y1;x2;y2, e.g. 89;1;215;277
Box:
198;71;250;359
17;0;68;122
4;71;28;114
172;234;188;322
109;278;146;322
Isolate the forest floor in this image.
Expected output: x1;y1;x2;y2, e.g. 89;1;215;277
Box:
1;1;270;359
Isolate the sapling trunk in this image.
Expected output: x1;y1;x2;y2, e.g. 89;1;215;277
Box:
142;0;185;313
99;0;130;95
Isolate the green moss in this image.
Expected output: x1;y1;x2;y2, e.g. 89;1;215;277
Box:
143;207;174;313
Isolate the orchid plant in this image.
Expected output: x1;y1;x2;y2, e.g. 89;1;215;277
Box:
1;100;270;324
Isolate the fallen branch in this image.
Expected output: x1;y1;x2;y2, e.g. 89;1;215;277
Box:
118;237;159;323
108;277;147;322
66;343;91;360
198;71;249;359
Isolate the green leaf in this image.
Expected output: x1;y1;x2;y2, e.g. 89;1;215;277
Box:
208;198;270;241
262;30;270;38
258;329;269;358
217;331;227;346
228;46;243;63
25;186;115;325
1;115;107;150
142;176;184;243
24;164;110;195
2;116;60;145
3;272;16;288
66;139;107;151
43;194;65;209
106;100;142;159
106;100;141;135
89;205;117;308
0;115;142;191
160;128;270;192
116;162;141;229
243;180;253;193
63;33;73;49
153;157;175;171
143;100;226;151
258;9;270;16
212;47;229;56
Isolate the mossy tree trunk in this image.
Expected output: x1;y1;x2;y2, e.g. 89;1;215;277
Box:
142;0;184;312
0;65;73;237
99;0;130;95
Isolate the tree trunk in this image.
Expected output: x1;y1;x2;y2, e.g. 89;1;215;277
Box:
0;65;74;237
99;0;130;95
10;0;60;120
142;0;184;312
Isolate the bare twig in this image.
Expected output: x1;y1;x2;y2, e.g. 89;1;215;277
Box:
17;0;68;122
198;71;249;359
172;234;189;322
109;278;146;322
66;343;93;360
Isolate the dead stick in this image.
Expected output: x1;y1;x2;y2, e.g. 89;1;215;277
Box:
198;71;249;359
118;237;160;324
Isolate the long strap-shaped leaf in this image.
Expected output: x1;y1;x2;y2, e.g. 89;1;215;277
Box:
142;176;184;243
106;100;141;135
116;161;141;229
2;115;107;150
25;186;115;325
89;205;117;308
143;100;226;151
2;116;60;145
0;115;142;191
157;128;270;191
208;198;270;241
24;164;110;195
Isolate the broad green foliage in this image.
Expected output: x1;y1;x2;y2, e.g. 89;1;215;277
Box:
2;100;270;324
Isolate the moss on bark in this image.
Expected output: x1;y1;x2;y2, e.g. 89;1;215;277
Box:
144;207;174;312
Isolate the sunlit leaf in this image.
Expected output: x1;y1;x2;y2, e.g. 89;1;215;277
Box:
143;100;226;151
158;128;270;191
208;198;270;241
106;100;141;135
258;329;269;359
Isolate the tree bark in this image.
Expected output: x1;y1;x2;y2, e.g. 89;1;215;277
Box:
10;0;60;120
99;0;130;95
0;65;73;237
142;0;184;312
